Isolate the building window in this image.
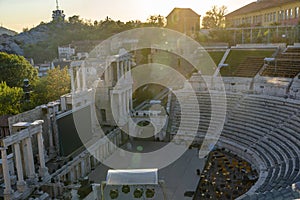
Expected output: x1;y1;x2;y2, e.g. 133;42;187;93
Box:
279;10;284;21
286;9;289;20
273;12;276;22
290;8;293;18
296;7;299;18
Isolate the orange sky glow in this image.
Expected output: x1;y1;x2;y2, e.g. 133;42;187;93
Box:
0;0;254;32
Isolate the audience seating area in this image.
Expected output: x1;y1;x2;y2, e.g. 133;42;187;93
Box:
170;91;242;142
221;49;275;77
234;57;266;77
169;90;300;199
261;47;300;78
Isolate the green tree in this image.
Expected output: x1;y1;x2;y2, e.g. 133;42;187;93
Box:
0;82;23;115
0;52;38;87
146;15;166;27
202;6;227;29
68;15;82;24
34;67;71;104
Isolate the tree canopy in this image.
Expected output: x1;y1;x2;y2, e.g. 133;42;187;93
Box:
34;67;70;105
202;6;227;29
0;82;23;115
24;15;166;63
0;52;38;87
146;15;166;27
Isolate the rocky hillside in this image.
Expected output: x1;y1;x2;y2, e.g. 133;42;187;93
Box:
0;18;154;63
0;23;51;57
0;26;17;36
0;34;23;55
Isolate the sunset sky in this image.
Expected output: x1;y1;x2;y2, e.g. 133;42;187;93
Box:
0;0;254;32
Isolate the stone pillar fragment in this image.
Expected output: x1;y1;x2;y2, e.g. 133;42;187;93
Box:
24;137;36;180
1;148;13;199
37;132;49;178
14;143;26;192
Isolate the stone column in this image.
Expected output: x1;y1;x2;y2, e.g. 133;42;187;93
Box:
75;165;80;179
123;60;127;79
114;137;118;151
104;67;109;85
94;149;98;162
24;137;36;180
126;90;129;113
129;89;133;110
69;169;75;182
86;156;91;173
76;67;81;92
1;148;13;199
82;63;87;90
128;60;132;79
120;61;124;80
95;155;99;166
99;145;103;159
52;113;60;155
105;143;108;158
117;61;120;81
37;132;49;178
118;93;122;118
69;68;75;94
80;160;86;177
47;112;55;156
122;92;127;117
108;139;112;154
14;143;26;192
124;91;127;115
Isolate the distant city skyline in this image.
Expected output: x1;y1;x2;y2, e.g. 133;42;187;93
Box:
0;0;254;32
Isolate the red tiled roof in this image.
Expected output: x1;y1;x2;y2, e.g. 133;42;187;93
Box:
226;0;299;17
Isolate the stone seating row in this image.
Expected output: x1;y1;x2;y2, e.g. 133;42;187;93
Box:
170;91;300;195
217;94;300;195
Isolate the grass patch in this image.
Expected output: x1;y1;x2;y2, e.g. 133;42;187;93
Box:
207;51;225;65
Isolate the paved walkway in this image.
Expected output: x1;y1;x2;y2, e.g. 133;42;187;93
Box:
88;141;206;200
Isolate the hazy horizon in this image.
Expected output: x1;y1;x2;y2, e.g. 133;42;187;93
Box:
0;0;254;33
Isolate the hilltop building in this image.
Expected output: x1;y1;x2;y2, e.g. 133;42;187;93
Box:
58;45;75;60
52;0;65;21
166;8;201;36
226;0;300;27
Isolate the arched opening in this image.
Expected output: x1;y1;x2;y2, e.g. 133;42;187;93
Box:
134;120;155;141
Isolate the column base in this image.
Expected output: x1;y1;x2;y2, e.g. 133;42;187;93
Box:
4;194;13;200
39;167;49;178
17;180;27;192
26;174;38;185
48;147;56;158
4;188;14;200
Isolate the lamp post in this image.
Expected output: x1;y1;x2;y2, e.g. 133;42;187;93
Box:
23;79;31;102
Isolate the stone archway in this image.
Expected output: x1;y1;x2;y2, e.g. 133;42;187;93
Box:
134;119;156;141
128;112;167;141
